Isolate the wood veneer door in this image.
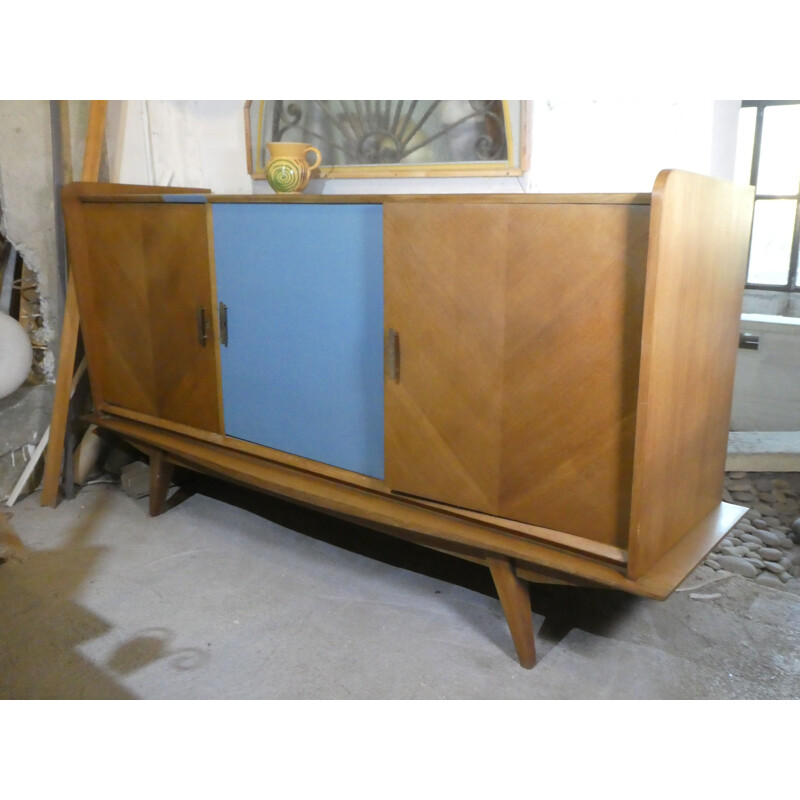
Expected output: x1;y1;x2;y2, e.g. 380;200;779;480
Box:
384;203;507;515
384;201;650;547
500;203;649;547
74;202;222;433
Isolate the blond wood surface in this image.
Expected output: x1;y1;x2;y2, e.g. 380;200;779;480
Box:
90;414;743;599
70;202;221;433
67;182;211;200
98;401;625;565
311;164;526;179
42;178;210;507
58;100;73;183
500;203;650;545
93;414;632;580
40;274;82;506
79;192;652;206
627;170;755;578
513;566;599;587
629;501;747;596
243;101;255;177
80;101;108;182
487;556;536;668
100;405;632;580
402;495;628;566
515;501;746;597
204;205;226;434
41;101;108;507
385;203;507;515
384;201;650;547
99;402;387;492
148;449;174;517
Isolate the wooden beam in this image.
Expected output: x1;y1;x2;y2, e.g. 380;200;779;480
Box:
81;101;108;181
41;100;108;507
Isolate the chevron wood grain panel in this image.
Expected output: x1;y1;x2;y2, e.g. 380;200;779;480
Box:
384;203;508;514
500;204;650;547
73;202;221;433
384;201;650;548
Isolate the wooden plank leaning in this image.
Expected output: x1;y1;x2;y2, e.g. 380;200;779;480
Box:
39;100;108;507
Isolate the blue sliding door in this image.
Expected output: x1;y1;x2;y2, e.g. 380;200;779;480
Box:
213;203;384;479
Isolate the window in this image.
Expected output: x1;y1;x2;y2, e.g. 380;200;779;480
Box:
736;100;800;291
245;101;529;179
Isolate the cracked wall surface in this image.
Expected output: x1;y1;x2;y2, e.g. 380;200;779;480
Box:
0;101;60;500
0;101;60;372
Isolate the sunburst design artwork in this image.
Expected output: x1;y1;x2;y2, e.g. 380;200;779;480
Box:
245;100;526;179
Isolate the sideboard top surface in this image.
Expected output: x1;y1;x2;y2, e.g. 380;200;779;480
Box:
65;182;653;207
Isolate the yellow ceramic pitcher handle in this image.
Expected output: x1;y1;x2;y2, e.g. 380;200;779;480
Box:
304;145;322;171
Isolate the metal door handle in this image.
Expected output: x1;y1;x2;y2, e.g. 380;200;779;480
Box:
739;332;759;350
219;302;229;347
386;328;400;382
197;306;208;346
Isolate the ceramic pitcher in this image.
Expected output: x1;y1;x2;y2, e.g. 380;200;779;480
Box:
265;142;322;193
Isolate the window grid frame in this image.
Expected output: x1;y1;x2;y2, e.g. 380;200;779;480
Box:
742;99;800;292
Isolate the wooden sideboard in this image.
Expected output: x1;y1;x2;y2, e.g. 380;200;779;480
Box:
57;170;755;668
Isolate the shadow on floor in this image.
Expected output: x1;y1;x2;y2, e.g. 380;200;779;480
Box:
1;490;205;699
0;497;138;699
170;470;641;659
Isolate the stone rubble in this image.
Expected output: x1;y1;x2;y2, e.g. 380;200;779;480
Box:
707;472;800;590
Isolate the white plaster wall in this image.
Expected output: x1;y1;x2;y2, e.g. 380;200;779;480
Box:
732;315;800;430
526;100;740;193
108;101;253;194
107;100;528;195
742;289;800;318
106;100;740;196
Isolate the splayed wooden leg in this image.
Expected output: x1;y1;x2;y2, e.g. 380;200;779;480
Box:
148;450;174;517
488;555;536;668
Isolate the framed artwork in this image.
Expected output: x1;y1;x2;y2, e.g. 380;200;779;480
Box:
245;100;529;180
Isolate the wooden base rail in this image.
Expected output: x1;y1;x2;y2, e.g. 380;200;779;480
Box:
95;414;746;668
143;439;539;668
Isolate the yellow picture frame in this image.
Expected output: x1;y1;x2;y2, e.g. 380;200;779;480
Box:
244;100;530;180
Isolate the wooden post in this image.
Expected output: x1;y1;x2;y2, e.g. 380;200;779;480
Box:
40;100;108;507
79;101;108;183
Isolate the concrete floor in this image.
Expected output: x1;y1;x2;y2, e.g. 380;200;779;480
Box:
2;474;800;699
